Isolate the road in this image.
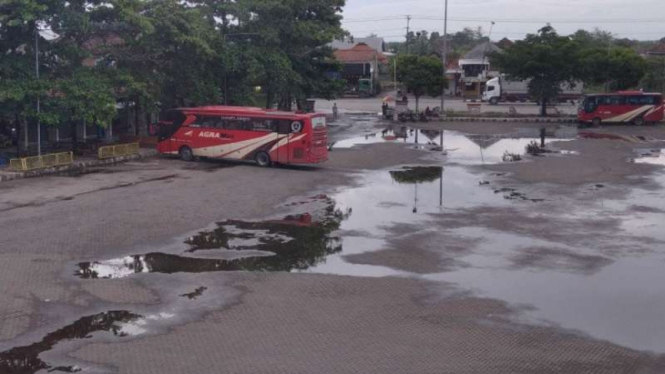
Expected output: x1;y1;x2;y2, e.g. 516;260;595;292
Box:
1;116;665;374
316;95;580;116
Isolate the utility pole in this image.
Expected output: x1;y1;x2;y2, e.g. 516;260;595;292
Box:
606;35;613;93
394;56;398;97
441;0;448;113
35;27;41;156
406;15;411;54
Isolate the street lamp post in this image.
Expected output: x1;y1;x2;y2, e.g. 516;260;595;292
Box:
440;0;448;113
35;28;41;156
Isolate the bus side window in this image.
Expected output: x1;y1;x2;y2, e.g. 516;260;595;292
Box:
640;96;659;105
251;119;273;132
197;116;219;128
627;96;641;106
277;120;291;134
599;96;611;106
223;121;243;130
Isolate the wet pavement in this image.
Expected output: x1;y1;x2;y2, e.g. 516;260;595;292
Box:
4;119;665;372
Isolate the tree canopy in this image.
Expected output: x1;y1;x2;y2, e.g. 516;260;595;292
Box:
396;55;446;112
0;0;347;155
492;26;648;116
491;26;582;116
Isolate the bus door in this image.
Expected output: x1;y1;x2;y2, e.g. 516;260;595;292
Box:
155;110;187;154
276;120;292;163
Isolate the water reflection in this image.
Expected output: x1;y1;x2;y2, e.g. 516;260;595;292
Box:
334;129;572;165
389;167;443;184
76;205;351;279
389;167;445;212
0;311;141;374
634;149;665;166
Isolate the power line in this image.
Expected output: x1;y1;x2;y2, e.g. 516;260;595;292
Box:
343;16;407;23
411;16;665;24
344;15;665;25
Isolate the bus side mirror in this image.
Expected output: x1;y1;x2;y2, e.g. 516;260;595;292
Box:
148;123;159;137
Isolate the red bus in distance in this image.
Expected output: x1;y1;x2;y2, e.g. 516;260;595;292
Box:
578;91;664;127
153;106;328;166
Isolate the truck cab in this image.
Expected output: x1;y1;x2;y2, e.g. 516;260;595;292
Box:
483;78;501;105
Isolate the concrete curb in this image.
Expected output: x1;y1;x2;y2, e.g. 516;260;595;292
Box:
0;150;158;183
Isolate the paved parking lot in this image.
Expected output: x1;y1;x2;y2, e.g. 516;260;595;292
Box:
1;118;665;374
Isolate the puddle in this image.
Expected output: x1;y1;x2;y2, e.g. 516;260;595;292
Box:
76;201;351;279
0;311;141;374
180;287;208;300
633;149;665;166
305;165;665;352
333;129;572;165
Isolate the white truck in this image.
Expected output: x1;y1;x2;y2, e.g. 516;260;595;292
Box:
483;76;584;105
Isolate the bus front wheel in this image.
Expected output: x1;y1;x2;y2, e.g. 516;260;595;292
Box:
179;146;194;162
489;97;500;105
633;117;645;126
592;118;602;128
255;151;272;167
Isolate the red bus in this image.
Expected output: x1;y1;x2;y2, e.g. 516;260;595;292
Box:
153;106;328;166
578;91;664;126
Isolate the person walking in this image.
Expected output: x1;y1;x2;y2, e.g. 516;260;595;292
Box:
333;103;339;121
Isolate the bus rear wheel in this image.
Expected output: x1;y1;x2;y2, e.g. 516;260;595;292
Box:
179;146;194;162
255;151;272;167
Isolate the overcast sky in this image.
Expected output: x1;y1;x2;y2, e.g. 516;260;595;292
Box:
341;0;665;42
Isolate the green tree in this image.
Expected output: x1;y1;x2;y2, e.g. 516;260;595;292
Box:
641;57;665;93
238;0;347;110
0;0;61;155
579;47;647;91
492;26;582;116
396;55;446;112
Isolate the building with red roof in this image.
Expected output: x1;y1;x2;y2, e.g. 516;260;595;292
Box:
333;43;388;96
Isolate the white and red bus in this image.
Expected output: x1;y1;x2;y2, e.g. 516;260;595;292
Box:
578;91;664;126
152;106;328;166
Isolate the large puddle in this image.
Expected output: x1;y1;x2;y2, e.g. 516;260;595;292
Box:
332;128;576;164
77;200;350;279
310;167;665;352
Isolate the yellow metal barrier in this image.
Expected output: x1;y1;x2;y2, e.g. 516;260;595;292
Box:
9;152;74;172
98;143;140;160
